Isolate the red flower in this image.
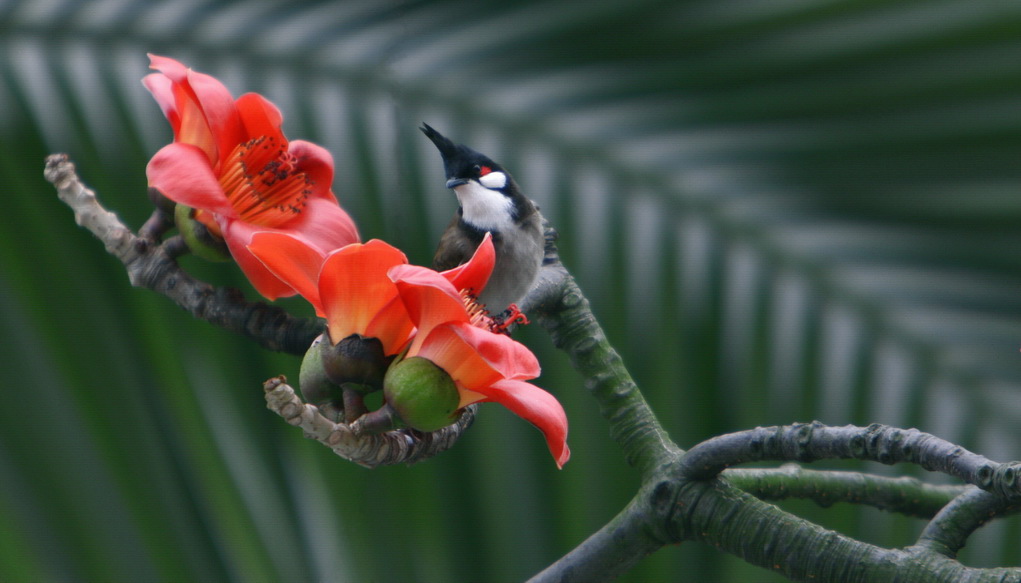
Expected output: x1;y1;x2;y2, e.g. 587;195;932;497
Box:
389;261;571;468
249;231;567;467
248;234;413;355
247;232;495;357
143;54;359;299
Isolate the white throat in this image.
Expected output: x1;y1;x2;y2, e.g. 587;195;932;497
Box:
454;181;515;232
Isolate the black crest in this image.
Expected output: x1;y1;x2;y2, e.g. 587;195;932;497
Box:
420;123;502;180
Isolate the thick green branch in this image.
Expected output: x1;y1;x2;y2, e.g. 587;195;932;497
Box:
727;465;967;519
522;231;1021;581
916;487;1021;557
527;483;666;583
673;477;1021;583
525;244;680;476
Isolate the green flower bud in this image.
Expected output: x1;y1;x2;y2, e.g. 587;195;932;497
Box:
174;203;231;262
383;357;460;432
321;334;388;391
298;334;343;407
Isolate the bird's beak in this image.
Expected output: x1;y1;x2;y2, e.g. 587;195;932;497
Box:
445;178;469;189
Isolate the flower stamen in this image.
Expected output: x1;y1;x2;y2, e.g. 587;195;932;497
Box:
460;288;494;330
219;136;313;226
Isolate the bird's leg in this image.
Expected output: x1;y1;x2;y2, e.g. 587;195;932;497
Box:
490;303;530;335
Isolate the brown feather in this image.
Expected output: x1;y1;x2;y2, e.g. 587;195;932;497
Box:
432;215;482;271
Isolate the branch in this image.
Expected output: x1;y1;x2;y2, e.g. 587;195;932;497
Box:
533;419;1021;581
680;422;1021;500
535;466;1021;582
44;154;320;354
916;487;1021;557
527;483;668;583
264;376;477;467
726;465;967;519
523;225;681;477
668;476;1021;583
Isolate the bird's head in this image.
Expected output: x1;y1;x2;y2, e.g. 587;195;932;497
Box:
421;123;520;232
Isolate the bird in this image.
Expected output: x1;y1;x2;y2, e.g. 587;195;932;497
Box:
420;123;544;318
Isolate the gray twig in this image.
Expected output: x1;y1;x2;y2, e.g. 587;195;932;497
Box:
44;153;323;354
264;377;477;467
681;422;1021;500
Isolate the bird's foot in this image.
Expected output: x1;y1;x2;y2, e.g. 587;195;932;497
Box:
490;303;529;335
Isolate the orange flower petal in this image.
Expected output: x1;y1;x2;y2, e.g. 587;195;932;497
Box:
142;73;179;131
280;196;360;252
171;81;219;164
441;232;494;294
416;322;540;389
147;54;191;83
363;295;415;356
181;71;245;165
221;219;300;300
147;54;244;166
247;232;328;312
235;92;284;141
414;323;506;392
455;387;488;408
456;322;540;380
319;240;409;345
483;379;571;469
146;143;236;216
389;265;471;356
287;140;336;202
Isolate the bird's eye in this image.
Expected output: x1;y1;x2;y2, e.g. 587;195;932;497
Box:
477;165;492;176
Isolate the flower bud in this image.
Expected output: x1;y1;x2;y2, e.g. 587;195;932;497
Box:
383;356;460;432
174;203;231;262
298;334;343;407
321;334;389;391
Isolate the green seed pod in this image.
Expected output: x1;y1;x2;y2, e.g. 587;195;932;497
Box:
174;203;231;262
298;334;344;407
383;357;460;432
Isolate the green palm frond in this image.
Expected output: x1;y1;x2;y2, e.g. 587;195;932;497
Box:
5;1;1021;580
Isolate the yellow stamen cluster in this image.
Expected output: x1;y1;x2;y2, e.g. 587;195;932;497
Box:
218;136;313;226
460;288;493;329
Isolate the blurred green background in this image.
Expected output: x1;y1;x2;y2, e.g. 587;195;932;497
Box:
5;0;1021;581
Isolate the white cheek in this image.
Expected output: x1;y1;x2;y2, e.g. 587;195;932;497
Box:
454;182;515;231
479;171;507;190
